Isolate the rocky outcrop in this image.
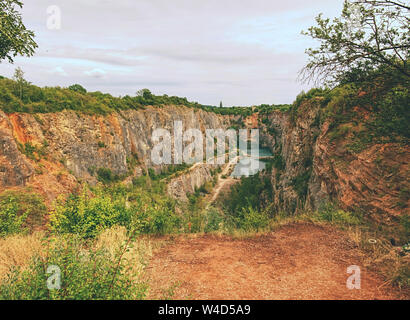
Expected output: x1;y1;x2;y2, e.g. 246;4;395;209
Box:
0;115;34;188
257;98;409;221
0;106;231;201
0;98;407;220
167;164;218;202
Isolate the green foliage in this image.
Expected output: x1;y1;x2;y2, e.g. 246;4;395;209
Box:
204;208;224;233
316;203;361;225
50;186;132;239
231;206;270;232
68;84;87;94
370;85;410;140
147;164;191;181
0;196;28;237
0;236;147;300
223;173;273;216
0;0;37;63
18;141;48;161
130;201;180;235
265;153;285;172
0;77;257;116
96;168;121;184
0;190;46;237
301;0;410;85
255;104;291;114
291;170;312;199
290;88;331;125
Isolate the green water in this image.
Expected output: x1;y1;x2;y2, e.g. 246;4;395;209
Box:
231;147;272;178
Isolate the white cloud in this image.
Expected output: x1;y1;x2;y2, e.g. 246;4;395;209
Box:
49;66;68;77
84;68;107;79
0;0;344;105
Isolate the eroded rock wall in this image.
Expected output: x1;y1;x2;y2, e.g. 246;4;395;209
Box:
257;99;409;221
0;106;231;201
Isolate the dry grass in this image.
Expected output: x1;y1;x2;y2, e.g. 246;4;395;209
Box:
95;226;159;280
0;232;45;280
346;226;410;292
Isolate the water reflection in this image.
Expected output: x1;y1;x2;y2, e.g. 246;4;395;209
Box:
231;147;272;178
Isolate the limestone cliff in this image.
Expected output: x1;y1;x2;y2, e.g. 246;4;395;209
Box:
0;105;231;201
0;99;408;222
257;99;409;222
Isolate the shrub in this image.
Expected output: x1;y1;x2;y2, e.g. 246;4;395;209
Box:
0;198;29;238
130;201;180;235
291;170;312;199
223;173;273;215
0;191;46;237
204;208;224;233
0;235;147;300
0;77;256;116
233;207;270;232
68;84;87;94
400;214;410;239
50;187;132;239
316;203;361;225
97;168;118;184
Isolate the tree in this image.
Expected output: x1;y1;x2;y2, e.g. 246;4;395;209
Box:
13;66;28;99
136;88;153;100
0;0;37;63
219;101;223;108
68;84;87;94
301;0;410;85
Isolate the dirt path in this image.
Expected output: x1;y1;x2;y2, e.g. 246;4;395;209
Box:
206;156;240;207
146;223;406;300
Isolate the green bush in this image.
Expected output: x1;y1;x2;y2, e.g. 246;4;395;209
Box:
291;170;312;199
0;236;147;300
316;203;361;225
68;84;87;94
130;199;180;235
0;191;46;237
0;197;29;237
223;173;273;215
204;208;224;233
97;168;119;184
233;207;270;232
0;77;256;117
50;187;132;239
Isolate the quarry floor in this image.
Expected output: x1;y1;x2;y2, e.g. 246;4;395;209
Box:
146;223;407;300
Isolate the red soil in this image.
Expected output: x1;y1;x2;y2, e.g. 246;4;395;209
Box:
147;223;407;300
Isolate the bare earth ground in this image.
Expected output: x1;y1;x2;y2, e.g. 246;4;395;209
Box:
146;223;407;300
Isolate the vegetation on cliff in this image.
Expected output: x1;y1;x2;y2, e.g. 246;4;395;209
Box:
0;76;286;116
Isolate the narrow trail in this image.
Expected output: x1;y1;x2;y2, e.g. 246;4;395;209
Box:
146;223;407;300
206;156;240;208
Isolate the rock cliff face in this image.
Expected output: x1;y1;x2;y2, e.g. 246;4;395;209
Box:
257;99;409;221
167;164;218;202
0;100;408;221
0;105;231;201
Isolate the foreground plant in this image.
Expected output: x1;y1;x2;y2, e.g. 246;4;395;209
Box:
0;234;148;300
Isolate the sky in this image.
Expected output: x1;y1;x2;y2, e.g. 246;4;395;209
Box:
0;0;343;106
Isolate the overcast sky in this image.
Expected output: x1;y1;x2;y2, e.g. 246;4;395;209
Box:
0;0;343;106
